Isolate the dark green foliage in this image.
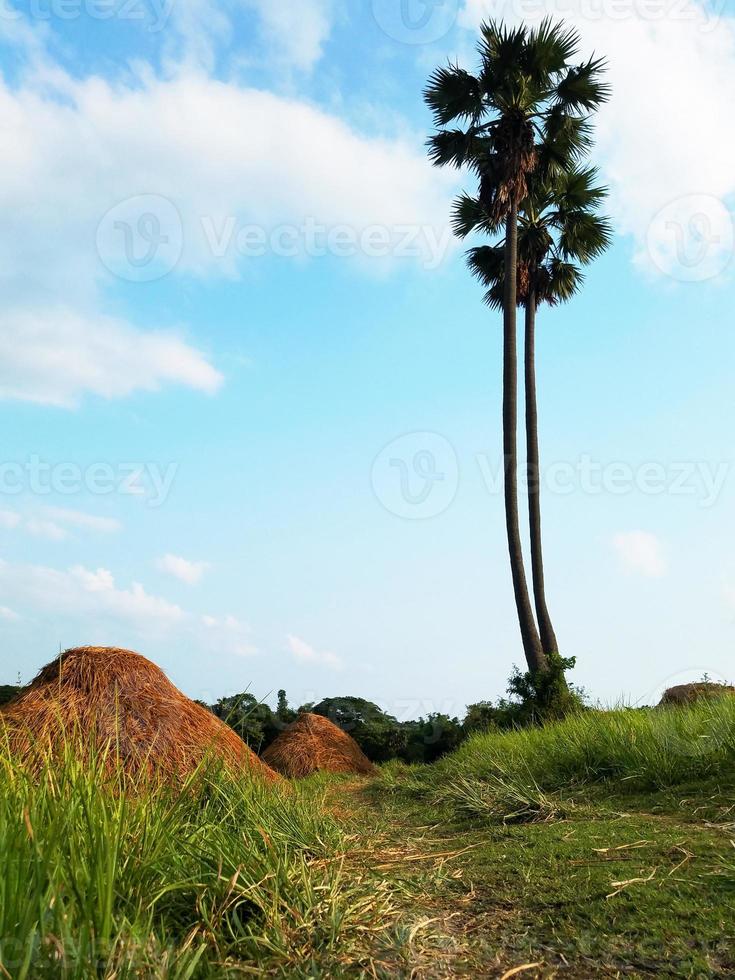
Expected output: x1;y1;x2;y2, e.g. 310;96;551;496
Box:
402;714;465;763
462;657;585;734
0;685;20;707
211;693;280;752
462;701;500;735
499;652;587;726
276;688;295;724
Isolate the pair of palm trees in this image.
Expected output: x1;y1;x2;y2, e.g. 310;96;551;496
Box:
425;20;611;677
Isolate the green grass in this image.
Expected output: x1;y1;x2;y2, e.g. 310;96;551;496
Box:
2;700;734;977
0;744;394;978
377;697;735;822
368;699;735;976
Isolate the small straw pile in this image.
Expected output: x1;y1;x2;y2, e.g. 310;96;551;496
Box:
262;712;376;778
659;682;735;707
0;646;279;782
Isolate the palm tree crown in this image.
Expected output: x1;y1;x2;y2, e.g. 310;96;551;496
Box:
466;167;613;311
424;18;609;222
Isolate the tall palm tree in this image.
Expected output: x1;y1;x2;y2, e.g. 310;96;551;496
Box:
466;169;612;657
424;20;608;675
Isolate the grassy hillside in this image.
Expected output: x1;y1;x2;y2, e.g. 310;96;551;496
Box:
1;701;733;977
380;696;735;820
371;699;735;976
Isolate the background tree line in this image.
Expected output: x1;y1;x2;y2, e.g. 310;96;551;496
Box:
206;657;582;764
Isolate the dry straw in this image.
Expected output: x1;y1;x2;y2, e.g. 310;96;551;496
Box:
262;712;376;778
0;646;279;782
659;683;735;707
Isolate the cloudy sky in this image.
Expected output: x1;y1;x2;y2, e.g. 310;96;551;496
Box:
1;0;734;714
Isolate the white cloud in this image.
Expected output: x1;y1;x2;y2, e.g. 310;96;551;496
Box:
613;530;667;578
25;519;69;541
202;613;256;657
0;49;452;406
459;0;735;279
245;0;335;71
286;633;343;670
0;559;185;625
723;583;735;613
0;67;452;289
165;0;336;73
0;307;222;408
0;507;122;541
0;556;255;657
157;554;211;585
0;605;20;621
0;0;335;75
40;507;122;534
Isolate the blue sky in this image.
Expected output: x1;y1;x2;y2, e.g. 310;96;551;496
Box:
1;0;734;716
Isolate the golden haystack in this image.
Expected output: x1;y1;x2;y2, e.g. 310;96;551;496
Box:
262;712;376;778
659;682;735;707
0;646;279;782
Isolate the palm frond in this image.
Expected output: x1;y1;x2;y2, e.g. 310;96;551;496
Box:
426;129;488;170
537;111;593;176
555;57;611;112
451;193;503;238
423;64;484;127
553;166;608;210
541;258;584;305
478;20;528;76
525;18;581;80
467;244;506;289
483;282;506;311
558;210;613;263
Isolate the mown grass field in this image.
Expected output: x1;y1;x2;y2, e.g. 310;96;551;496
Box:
1;699;734;977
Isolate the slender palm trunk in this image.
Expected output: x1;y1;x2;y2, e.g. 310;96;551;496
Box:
503;206;546;674
525;292;559;658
